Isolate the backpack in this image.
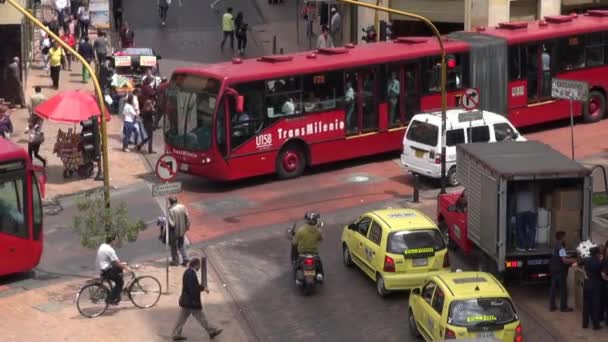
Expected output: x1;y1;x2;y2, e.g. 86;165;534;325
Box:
238;23;248;37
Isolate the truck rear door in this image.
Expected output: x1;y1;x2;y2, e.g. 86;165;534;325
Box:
477;173;499;260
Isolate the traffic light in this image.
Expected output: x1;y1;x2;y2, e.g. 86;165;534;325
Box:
80;116;100;161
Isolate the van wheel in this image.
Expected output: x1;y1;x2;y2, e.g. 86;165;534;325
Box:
408;308;421;338
447;167;459;187
343;245;353;267
376;274;389;297
583;90;606;123
276;145;305;179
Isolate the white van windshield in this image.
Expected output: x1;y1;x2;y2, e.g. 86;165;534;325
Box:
406;120;438;147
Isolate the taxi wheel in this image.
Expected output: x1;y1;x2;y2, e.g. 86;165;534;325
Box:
342;244;353;267
376;274;389;297
408;308;421;338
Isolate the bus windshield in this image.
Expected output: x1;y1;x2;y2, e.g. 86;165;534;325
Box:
0;163;26;238
164;74;221;151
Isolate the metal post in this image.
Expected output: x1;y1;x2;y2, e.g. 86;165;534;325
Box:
412;173;419;203
296;0;300;45
273;36;277;54
336;0;448;194
4;0;112;211
569;98;575;160
280;48;284;55
164;195;170;294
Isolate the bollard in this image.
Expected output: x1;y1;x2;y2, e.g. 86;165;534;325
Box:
272;36;277;55
412;173;419;203
280;48;284;55
200;256;208;289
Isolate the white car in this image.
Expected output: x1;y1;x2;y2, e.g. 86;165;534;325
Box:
401;109;525;186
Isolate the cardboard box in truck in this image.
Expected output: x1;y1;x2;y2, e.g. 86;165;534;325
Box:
551;209;581;249
552;189;582;211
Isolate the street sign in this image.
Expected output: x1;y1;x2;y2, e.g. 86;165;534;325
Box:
462;88;480;110
155;154;178;181
152;181;182;197
458;110;483;122
551;78;589;101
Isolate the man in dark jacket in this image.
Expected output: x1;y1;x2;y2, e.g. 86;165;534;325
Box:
77;36;95;83
171;259;222;341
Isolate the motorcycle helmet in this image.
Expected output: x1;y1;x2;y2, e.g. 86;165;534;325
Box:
304;212;320;226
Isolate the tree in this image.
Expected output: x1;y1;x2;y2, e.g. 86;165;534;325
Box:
71;191;146;249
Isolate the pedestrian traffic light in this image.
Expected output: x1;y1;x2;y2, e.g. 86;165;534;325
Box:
80;116;100;161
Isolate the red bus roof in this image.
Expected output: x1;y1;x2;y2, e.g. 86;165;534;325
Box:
480;12;608;44
174;38;469;84
0;138;28;161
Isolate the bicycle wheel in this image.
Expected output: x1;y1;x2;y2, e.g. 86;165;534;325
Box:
129;276;162;309
76;283;110;318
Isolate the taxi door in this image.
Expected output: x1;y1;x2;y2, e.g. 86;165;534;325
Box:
416;281;438;340
352;216;372;273
428;286;447;340
360;220;383;274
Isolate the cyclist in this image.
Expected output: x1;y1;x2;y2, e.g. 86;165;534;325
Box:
96;233;129;304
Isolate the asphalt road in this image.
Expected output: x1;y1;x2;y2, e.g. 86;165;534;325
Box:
206;203;557;342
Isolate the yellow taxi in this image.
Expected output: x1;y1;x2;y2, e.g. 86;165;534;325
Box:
408;272;522;342
341;208;450;297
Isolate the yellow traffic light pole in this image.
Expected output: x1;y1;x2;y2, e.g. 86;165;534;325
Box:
3;0;112;207
337;0;449;193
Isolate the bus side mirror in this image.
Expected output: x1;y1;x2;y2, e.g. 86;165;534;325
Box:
236;95;244;113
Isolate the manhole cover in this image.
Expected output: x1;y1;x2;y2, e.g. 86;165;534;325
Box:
349;175;370;183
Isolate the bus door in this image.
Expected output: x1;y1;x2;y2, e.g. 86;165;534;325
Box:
0;168;30;275
345;68;380;135
385;63;420;128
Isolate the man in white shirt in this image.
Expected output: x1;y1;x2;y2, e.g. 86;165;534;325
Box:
282;97;295;115
316;26;334;49
96;234;129;304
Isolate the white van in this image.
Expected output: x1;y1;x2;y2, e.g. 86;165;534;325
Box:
401;109;525;186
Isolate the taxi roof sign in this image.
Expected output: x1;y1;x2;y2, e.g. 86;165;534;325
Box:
386;212;416;219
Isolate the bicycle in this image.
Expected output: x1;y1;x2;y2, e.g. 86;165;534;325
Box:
76;264;162;318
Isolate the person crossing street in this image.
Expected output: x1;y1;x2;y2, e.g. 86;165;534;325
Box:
158;0;171;26
168;197;191;266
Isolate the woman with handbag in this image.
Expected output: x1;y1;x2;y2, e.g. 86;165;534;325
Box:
27;115;46;168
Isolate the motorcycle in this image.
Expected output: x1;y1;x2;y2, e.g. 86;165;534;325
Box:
361;25;377;43
287;221;324;295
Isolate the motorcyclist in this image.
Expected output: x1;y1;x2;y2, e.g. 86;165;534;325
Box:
291;212;324;278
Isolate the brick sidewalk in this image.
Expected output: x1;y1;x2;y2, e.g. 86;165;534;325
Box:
0;250;249;342
9;50;149;200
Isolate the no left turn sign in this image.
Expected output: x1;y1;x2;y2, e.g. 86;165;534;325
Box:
462;88;480;110
155;154;179;181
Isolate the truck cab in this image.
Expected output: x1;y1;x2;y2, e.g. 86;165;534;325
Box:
438;191;472;254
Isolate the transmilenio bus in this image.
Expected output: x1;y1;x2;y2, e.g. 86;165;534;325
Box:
0;138;45;276
163;10;608;181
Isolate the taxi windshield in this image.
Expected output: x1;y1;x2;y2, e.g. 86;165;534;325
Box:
387;229;445;254
448;298;517;327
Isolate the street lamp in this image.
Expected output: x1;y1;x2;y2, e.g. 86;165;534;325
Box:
4;0;112;208
337;0;449;193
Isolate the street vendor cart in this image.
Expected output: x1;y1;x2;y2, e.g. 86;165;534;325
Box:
53;128;94;178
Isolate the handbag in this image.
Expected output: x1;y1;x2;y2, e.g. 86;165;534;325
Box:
28;129;44;144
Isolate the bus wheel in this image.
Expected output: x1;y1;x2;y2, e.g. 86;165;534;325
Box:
277;145;305;179
583;90;606;123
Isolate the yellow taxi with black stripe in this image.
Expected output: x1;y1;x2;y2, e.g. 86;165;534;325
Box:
408;271;522;341
341;208;450;297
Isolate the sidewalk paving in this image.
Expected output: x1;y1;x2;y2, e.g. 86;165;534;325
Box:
0;249;250;342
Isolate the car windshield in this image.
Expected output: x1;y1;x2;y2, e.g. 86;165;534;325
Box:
164;74;221;151
406;120;439;147
448;298;517;327
387;229;445;254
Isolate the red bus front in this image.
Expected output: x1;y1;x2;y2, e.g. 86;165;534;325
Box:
0;139;44;276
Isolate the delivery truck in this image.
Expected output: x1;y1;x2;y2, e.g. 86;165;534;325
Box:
437;141;592;282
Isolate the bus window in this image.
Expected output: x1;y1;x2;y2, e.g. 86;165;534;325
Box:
32;174;43;241
508;46;523;80
216;100;228;156
0;178;26;239
559;36;585;71
360;69;379;132
344;71;357;134
232;81;267;150
404;63;420;122
302;71;343;113
525;45;539;100
586;32;605;67
265;77;302;118
386;66;401;126
424;55;466;93
164;74;220;151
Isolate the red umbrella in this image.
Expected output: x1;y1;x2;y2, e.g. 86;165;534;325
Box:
34;90;112;123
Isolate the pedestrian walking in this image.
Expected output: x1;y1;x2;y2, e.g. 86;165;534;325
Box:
330;7;341;46
235;12;248;56
0;105;14;139
113;0;123;31
77;36;95;83
301;2;317;38
220;7;234;51
121;94;138;152
120;22;135;48
54;0;69;28
66;14;77;39
136;99;156;154
167;196;190;266
316;25;334;49
171;258;223;341
60;29;76;71
601;240;608;325
29;86;46;120
7;57;25;108
582;246;603;330
549;231;576;312
93;30;109;72
48;41;65;90
77;4;91;38
70;0;81;17
27;115;46;168
158;0;170;26
48;16;60;37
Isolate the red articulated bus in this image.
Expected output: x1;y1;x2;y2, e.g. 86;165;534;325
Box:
164;10;608;181
0;138;45;276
